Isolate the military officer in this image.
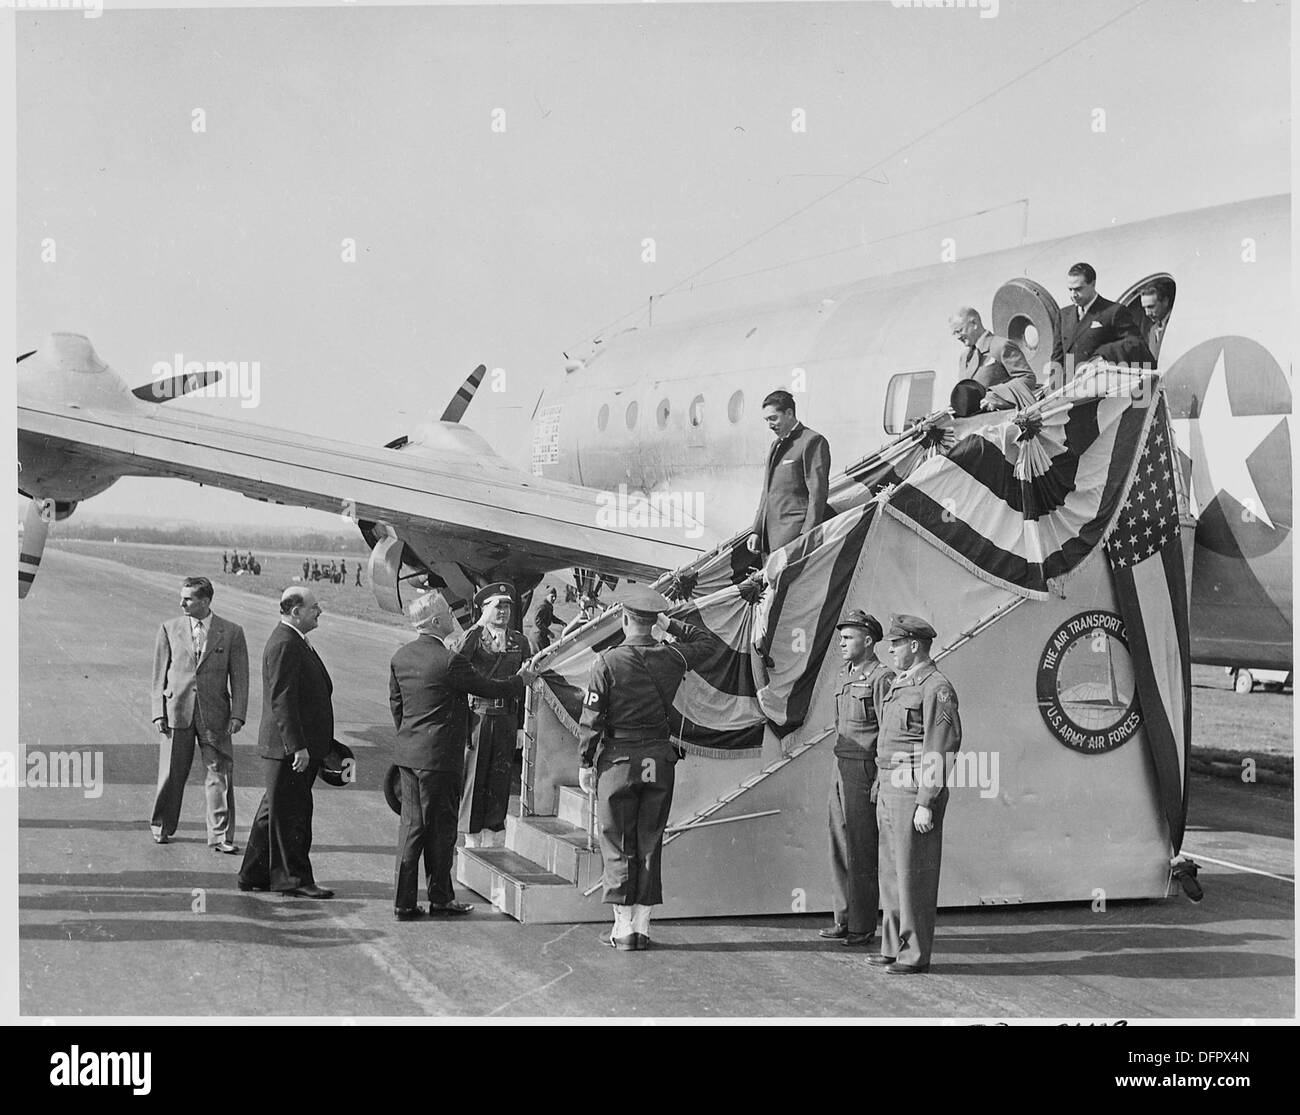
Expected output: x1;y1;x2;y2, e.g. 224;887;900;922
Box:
450;581;531;849
577;587;720;951
820;610;893;947
870;614;962;974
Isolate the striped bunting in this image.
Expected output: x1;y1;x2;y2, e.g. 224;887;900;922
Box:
882;371;1160;599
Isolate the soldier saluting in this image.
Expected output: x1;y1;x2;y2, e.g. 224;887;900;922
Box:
577;587;720;951
871;614;962;975
451;581;531;849
820;610;893;948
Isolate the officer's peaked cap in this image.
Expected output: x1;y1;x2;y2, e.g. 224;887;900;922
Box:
474;581;515;609
888;613;937;641
837;610;883;641
622;586;670;619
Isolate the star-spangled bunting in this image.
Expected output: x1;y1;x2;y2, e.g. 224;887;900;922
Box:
1104;399;1191;853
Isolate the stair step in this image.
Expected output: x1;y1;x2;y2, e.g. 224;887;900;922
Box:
455;846;604;924
507;814;602;887
556;784;594;829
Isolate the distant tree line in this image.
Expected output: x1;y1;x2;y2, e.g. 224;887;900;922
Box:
55;522;370;553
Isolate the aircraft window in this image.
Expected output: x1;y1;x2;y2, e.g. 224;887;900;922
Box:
727;390;745;424
597;404;609;432
883;371;934;435
656;398;670;430
625;401;639;430
689;395;705;427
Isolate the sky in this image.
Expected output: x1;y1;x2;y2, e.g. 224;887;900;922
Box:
15;0;1291;527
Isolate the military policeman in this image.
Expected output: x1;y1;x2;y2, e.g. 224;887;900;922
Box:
820;610;893;947
577;587;719;951
870;614;962;974
450;581;531;849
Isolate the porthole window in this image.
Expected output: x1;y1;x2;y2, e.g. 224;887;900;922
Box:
656;398;670;429
689;395;705;427
727;390;745;424
625;401;639;430
597;404;609;432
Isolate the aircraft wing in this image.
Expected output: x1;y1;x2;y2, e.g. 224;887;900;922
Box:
18;335;706;585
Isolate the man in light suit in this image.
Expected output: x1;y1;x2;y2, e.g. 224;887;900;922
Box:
150;576;249;851
948;306;1037;411
388;591;535;920
1049;262;1153;384
238;587;336;898
747;389;832;558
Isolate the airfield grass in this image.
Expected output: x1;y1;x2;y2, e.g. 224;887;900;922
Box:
48;538;1292;761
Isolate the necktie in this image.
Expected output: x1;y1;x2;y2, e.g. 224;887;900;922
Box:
193;619;205;659
1077;305;1085;321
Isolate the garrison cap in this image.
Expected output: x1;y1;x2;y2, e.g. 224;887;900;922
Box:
888;613;937;641
837;610;883;641
622;586;670;620
474;581;515;610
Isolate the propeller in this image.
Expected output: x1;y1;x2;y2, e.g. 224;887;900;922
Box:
131;368;224;404
438;364;487;423
18;497;53;599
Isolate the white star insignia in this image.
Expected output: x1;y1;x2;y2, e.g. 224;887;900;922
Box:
1171;347;1286;528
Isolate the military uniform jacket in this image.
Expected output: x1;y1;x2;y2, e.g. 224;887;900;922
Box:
577;618;719;767
389;633;524;773
532;599;559;636
452;625;530;722
875;661;962;808
833;659;894;760
257;622;334;762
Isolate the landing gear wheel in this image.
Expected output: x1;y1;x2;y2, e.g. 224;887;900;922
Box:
1233;669;1255;695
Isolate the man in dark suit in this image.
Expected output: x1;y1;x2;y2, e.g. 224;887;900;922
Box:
747;389;832;558
238;587;336;899
388;590;536;921
1049;262;1153;384
1137;280;1175;368
150;576;249;851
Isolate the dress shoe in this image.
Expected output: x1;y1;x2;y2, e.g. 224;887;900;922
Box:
886;961;931;975
634;933;652;951
394;906;427;922
151;831;169;845
237;881;269;892
841;933;875;948
866;954;897;967
210;841;239;855
608;932;639;951
280;884;334;899
818;924;848;940
427;900;473;916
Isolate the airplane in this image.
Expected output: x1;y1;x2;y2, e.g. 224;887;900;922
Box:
17;194;1290;681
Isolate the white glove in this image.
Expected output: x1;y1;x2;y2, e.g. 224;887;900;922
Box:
578;766;597;795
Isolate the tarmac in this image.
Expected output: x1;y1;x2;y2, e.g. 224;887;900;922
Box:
16;548;1296;1018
